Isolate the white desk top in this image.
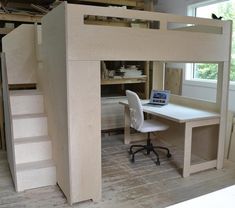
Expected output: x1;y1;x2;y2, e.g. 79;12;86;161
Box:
120;100;220;123
166;185;235;208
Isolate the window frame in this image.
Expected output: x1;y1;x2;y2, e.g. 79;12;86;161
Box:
186;0;235;87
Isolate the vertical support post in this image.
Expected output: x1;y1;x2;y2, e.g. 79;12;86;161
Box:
216;20;233;169
68;61;101;203
216;62;230;169
124;105;131;144
183;122;192;177
144;61;150;99
152;61;165;90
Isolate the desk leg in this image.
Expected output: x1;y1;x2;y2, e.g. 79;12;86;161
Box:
124;106;131;145
183;122;192;177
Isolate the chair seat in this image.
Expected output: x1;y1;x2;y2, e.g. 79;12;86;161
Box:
138;119;169;133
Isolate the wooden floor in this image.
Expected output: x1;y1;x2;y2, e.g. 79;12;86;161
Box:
1;134;235;208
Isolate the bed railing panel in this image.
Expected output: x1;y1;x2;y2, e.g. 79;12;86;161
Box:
67;4;231;62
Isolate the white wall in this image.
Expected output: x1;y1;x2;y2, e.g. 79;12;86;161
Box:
157;0;235;111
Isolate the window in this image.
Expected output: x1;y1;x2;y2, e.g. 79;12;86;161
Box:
187;0;235;82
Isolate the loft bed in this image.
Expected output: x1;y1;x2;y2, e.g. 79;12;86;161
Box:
39;2;232;205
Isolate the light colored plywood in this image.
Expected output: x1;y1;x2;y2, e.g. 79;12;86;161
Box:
165;68;182;95
2;24;37;84
101;97;126;130
40;2;71;203
225;111;234;158
1;53;18;190
228;119;235;162
0;86;5;150
16;160;56;192
120;100;220;123
14;137;52;164
183;122;192;177
101;76;147;85
216;62;231;169
0;12;42;22
192;124;219;161
40;3;232;205
0;27;13;35
67;4;231;62
170;94;218;112
120;100;220;177
12;115;48;139
152;61;164;90
10;90;44;116
68;61;102;203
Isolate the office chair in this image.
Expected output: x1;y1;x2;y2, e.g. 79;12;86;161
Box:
126;90;171;165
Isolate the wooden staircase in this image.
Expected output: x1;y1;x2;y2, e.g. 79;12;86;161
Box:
10;89;56;192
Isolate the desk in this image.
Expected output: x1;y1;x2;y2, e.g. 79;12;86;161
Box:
120;100;221;177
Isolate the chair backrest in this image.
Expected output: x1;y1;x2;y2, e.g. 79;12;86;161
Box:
126;90;144;131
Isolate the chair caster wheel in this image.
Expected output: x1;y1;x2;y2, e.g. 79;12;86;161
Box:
155;160;160;165
167;153;172;158
131;156;135;163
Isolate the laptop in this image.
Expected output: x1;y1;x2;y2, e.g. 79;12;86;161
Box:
147;90;170;106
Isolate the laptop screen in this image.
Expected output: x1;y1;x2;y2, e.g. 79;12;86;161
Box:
149;90;170;105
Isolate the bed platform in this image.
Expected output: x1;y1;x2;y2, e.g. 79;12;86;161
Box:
37;2;232;204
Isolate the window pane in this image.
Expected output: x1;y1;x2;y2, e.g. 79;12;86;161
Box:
193;63;218;80
194;0;235;81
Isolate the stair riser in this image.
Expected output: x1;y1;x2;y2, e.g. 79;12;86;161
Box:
15;141;52;164
13;117;48;139
16;166;56;192
10;95;44;115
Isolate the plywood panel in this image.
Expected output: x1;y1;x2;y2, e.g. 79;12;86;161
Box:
1;53;18;190
170;94;218;112
67;4;231;62
152;61;164;90
2;25;37;84
225;111;234;158
0;88;5;150
40;3;71;203
101;97;125;130
165;68;182;95
228;119;235;162
68;61;101;203
40;2;232;205
192;125;219;161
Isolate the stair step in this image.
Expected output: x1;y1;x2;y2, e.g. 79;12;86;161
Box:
10;90;42;96
16;160;56;192
12;114;48;139
15;136;52;164
10;90;44;115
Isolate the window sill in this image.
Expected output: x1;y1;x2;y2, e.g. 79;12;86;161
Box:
183;79;235;91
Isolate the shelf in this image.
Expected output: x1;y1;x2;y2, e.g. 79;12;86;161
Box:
78;0;144;8
101;76;147;85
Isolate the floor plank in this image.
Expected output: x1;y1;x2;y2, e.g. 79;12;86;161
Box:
1;134;235;208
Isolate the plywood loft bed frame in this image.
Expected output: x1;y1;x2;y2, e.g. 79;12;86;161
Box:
39;2;232;205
